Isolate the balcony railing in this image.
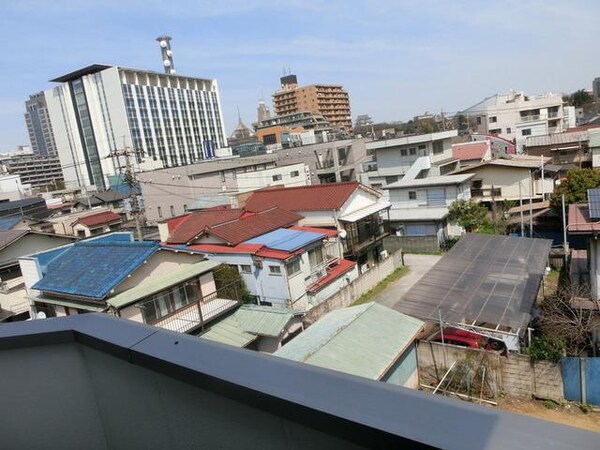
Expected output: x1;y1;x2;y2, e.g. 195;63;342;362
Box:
520;114;540;122
149;291;240;334
471;188;502;198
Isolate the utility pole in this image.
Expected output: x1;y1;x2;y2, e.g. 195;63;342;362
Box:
111;146;144;241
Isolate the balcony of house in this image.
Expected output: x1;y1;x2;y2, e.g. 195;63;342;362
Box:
470;187;502;199
137;284;241;334
343;216;390;256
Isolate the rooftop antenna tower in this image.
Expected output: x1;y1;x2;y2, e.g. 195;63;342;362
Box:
156;35;176;75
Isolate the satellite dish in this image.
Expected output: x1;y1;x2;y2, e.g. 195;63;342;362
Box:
163;60;171;67
338;229;347;239
166;50;172;57
36;311;47;319
160;40;167;48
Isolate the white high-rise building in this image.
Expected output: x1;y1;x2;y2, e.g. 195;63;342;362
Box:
35;64;228;190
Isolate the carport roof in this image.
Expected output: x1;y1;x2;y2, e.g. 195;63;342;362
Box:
396;233;551;333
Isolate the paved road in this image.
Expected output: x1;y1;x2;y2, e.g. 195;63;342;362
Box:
374;253;441;309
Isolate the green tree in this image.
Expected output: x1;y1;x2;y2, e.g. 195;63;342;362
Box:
448;199;489;232
550;168;600;212
570;89;594;108
213;264;254;304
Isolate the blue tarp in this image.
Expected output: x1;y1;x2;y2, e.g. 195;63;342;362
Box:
244;228;325;252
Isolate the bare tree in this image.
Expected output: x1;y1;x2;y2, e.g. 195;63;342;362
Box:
538;282;597;356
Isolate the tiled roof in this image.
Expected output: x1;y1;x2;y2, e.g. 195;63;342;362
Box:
32;241;159;300
452;142;489;161
168;208;303;245
167;209;245;244
568;204;600;233
243;182;360;212
189;243;297;261
74;211;122;228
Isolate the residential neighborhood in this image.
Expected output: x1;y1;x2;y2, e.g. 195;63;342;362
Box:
2;3;600;448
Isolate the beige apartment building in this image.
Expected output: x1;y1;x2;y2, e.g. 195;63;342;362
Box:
272;74;352;132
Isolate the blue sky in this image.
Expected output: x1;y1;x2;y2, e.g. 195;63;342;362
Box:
1;0;599;151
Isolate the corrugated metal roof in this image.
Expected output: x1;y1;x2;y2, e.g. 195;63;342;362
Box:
74;211;122;227
275;302;423;380
244;228;324;252
201;316;257;347
32;241;159;300
244;182;362;212
525;130;589;148
107;259;220;309
200;304;296;347
338;202;391;223
235;305;295;337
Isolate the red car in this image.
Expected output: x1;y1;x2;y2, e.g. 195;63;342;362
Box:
432;327;505;352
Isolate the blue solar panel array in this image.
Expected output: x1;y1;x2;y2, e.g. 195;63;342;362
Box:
588;189;600;219
244;228;325;252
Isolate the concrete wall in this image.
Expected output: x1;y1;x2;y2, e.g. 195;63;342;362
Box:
417;341;563;401
0;233;75;270
303;251;403;326
384;235;438;254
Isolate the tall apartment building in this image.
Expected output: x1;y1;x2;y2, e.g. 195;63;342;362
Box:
593;77;600;98
1;154;64;188
272;74;352;132
462;91;574;151
30;64;227;191
24;92;57;157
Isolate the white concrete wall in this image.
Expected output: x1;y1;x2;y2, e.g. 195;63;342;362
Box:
296;210;337;228
236;163;309;193
468;166;536;200
113;250;205;294
339;188;379;216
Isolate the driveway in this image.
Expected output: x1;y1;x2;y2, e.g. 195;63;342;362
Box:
374;253;441;309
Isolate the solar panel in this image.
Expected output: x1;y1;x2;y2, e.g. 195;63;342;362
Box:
588;189;600;219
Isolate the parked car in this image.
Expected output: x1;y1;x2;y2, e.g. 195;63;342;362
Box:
431;327;505;352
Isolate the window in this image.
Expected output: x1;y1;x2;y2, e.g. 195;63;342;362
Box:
272;174;282;182
522;129;531;136
157;206;163;218
506;127;512;134
489;116;497;123
219;171;225;182
308;246;324;268
269;265;282;275
418;144;426;150
290;170;299;177
476;117;482;125
432;141;443;155
183;204;188;212
489;129;501;135
408;191;417;200
385;176;398;185
286;258;301;276
400;149;407;156
240;264;252;274
170;205;175;217
409;147;416;155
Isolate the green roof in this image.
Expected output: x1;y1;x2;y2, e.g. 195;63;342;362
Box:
201;315;257;347
200;305;296;348
29;295;106;312
107;260;220;309
274;302;424;380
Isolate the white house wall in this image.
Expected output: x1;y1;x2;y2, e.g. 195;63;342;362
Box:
236;163;309;193
339;188;379;216
296;210;337;228
113;250;205;294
